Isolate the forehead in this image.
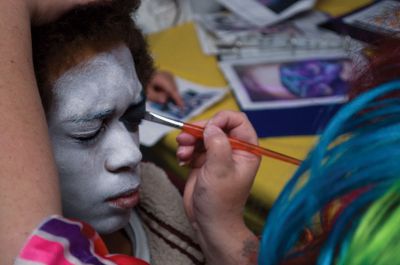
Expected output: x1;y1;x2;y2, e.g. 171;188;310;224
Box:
51;45;143;116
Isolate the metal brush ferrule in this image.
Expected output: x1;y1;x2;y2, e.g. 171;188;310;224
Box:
143;111;183;129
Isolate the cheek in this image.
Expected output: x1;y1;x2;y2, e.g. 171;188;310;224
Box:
51;140;103;197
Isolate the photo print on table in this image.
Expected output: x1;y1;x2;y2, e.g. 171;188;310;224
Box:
234;58;351;103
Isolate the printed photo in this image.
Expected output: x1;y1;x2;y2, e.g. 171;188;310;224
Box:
233;58;351;102
148;89;221;119
199;12;302;34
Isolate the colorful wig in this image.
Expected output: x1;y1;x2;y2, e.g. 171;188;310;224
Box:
259;79;400;264
336;180;400;265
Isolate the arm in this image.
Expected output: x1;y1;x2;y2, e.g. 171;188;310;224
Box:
0;1;103;263
0;2;60;263
176;110;261;265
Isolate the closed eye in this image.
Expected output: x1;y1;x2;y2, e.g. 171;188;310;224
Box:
72;124;106;144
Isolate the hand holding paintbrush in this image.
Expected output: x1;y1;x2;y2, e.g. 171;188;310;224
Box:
172;110;261;260
144;111;302;166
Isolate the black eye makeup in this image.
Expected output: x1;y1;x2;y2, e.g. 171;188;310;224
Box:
119;96;146;132
66;94;146;144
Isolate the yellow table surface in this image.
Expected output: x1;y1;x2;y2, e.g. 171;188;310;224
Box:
146;0;371;208
315;0;372;16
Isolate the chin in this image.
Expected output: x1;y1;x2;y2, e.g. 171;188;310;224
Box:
88;211;132;234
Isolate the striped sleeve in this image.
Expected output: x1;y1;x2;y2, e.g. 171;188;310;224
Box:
15;215;149;265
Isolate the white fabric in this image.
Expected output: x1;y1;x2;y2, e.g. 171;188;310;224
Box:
125;210;151;263
134;0;220;34
134;0;192;34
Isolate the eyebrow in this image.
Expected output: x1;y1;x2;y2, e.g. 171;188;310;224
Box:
64;95;146;124
65;109;114;124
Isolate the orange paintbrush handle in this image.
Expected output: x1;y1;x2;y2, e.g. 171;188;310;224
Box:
182;122;301;166
182;122;204;138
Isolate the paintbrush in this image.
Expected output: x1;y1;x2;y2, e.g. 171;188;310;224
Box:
143;111;302;166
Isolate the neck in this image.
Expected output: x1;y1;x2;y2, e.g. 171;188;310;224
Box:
101;229;134;256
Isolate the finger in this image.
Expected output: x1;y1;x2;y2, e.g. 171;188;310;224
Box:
177;136;206;168
177;131;208;166
154;71;176;89
202;124;233;177
210;111;258;145
168;89;184;108
146;87;168;104
177;145;195;162
151;72;184;108
190;119;208;127
176;132;197;146
153;74;182;104
176;118;208;144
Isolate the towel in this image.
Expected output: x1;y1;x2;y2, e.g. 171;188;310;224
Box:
139;162;205;265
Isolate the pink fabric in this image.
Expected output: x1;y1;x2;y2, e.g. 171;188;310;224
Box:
19;235;75;265
17;216;150;265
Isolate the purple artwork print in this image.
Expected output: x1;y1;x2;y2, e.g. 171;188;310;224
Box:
234;58;351;102
280;59;349;98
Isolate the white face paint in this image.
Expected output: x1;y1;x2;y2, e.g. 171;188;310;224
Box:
47;45;144;234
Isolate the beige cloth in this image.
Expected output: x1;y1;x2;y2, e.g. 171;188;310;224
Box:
138;162;205;265
134;0;192;34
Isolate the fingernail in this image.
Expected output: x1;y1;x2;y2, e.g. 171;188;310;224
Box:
177;148;184;157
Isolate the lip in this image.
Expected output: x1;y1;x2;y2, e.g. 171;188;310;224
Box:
106;188;140;209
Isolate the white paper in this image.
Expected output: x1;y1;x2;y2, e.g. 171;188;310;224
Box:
216;0;316;27
194;11;348;59
194;22;219;55
219;51;351;111
139;77;227;146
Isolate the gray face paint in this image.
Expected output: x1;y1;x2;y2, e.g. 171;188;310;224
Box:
47;45;144;234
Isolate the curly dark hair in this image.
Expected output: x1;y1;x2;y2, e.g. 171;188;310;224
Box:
32;0;154;113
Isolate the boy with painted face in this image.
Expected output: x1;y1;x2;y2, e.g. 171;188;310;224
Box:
31;1;204;264
49;45;144;232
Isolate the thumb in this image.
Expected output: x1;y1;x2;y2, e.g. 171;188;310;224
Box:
203;124;233;175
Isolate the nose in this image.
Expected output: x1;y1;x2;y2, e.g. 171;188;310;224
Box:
105;123;142;173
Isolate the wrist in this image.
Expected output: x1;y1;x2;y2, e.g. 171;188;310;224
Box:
195;219;259;265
